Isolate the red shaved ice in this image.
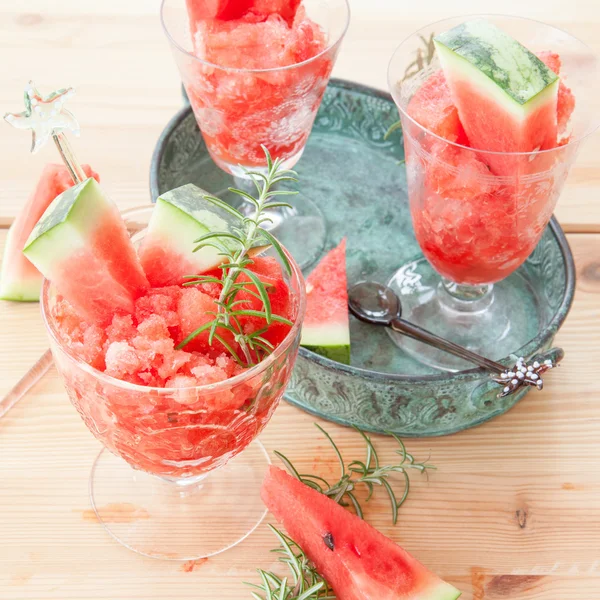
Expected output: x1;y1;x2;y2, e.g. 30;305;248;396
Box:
537;51;576;135
406;70;468;145
182;0;333;168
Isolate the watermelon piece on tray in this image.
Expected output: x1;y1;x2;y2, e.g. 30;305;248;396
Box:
301;239;350;364
262;466;462;600
138;184;268;288
23;177;149;325
0;164;99;302
434;19;560;175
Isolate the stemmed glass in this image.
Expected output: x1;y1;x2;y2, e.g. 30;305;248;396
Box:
160;0;350;269
387;15;599;371
42;206;306;560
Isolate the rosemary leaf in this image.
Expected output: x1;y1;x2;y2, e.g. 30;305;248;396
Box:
201;194;246;220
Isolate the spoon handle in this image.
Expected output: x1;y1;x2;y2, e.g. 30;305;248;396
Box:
389;318;505;373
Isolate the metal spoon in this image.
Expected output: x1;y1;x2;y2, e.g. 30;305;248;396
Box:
348;281;562;398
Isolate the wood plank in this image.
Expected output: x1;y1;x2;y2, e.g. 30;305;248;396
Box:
0;2;599;230
1;230;599;599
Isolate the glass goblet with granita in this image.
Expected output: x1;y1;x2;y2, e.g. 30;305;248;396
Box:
387;15;599;371
161;0;350;269
42;204;306;560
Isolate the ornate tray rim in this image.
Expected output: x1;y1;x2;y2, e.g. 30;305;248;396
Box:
149;77;576;384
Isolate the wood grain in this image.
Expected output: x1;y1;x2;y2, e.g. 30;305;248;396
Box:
1;231;600;599
0;1;599;230
1;1;600;598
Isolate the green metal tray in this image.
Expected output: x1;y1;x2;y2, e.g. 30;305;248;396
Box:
151;79;575;437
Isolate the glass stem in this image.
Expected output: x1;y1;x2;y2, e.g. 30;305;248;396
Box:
438;278;494;313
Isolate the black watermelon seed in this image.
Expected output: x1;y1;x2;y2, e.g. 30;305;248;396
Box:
323;532;334;551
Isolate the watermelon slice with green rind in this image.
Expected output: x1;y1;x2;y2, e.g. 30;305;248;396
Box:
138;183;268;288
23;178;149;325
434;19;559;175
262;466;462;600
0;164;98;302
301;239;350;364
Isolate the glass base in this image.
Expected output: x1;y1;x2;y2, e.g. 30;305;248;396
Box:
387;258;532;372
89;440;270;560
219;186;326;271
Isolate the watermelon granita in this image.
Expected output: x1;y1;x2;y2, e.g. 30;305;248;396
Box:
45;261;298;477
399;19;578;285
167;0;345;171
262;466;461;600
34;183;304;480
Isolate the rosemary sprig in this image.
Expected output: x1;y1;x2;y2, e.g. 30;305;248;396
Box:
276;424;434;524
248;425;435;600
177;146;296;367
247;526;334;600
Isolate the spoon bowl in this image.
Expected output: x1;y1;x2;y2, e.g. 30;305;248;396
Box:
348;281;400;325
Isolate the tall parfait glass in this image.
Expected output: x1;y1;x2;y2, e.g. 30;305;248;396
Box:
161;0;350;268
387;16;599;371
42;206;306;560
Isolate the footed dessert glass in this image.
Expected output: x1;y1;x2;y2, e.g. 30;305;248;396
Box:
42;206;306;560
161;0;350;269
388;15;599;371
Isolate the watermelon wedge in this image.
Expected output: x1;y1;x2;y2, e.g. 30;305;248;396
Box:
434;19;559;175
23;178;149;325
186;0;253;25
301;239;350;364
0;164;99;302
186;0;300;24
138;184;268;288
262;466;461;600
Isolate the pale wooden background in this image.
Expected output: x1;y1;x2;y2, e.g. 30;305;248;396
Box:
1;1;600;599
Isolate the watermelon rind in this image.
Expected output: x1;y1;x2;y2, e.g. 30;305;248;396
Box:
434;19;559;119
139;184;269;286
0;225;41;301
24;178;109;264
146;185;235;272
350;572;461;600
301;324;350;364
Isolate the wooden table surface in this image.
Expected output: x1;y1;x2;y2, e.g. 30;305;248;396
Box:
1;1;599;599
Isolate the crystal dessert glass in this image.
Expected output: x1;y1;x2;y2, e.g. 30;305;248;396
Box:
387;15;599;371
41;206;306;560
160;0;350;269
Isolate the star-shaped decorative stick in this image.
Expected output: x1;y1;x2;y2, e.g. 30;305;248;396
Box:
493;353;561;398
4;81;80;153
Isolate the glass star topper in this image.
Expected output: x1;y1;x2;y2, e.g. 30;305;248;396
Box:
4;81;80;153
